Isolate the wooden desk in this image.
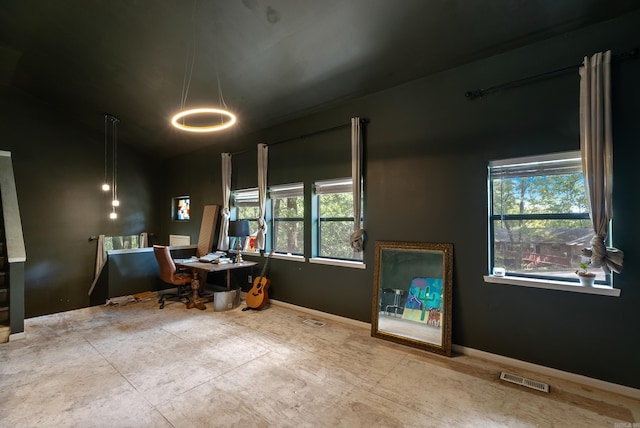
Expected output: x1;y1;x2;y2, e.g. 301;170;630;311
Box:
175;260;257;310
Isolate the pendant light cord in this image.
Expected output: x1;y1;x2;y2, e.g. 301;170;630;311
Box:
171;0;236;132
103;115;108;185
211;7;229;115
216;71;229;111
180;0;199;111
112;117;118;203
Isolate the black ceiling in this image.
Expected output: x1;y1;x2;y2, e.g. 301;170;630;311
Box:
2;1;639;158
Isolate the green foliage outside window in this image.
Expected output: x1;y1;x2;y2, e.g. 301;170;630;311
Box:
491;170;598;280
493;174;589;217
104;235;139;251
273;196;303;254
319;192;362;261
319;193;353;217
237;206;259;237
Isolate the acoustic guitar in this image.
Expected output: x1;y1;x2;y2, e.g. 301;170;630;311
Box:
245;250;273;310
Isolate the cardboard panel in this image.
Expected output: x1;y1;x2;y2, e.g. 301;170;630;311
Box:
197;205;219;257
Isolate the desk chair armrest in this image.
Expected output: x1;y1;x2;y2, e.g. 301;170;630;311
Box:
175;271;192;280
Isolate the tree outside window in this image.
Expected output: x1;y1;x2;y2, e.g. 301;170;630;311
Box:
489;151;608;283
233;188;259;252
271;183;304;255
315;178;363;261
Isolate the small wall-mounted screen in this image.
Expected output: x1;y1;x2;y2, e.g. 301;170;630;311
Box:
173;196;190;221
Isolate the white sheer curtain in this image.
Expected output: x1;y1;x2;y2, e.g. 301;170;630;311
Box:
256;143;268;251
88;234;106;296
579;50;623;274
350;116;365;253
217;153;232;251
139;232;148;248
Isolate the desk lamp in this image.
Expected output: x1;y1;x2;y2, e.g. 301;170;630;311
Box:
228;220;250;263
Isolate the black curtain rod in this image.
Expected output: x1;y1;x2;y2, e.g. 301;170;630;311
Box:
269;122;350;147
230;119;366;156
465;48;638;100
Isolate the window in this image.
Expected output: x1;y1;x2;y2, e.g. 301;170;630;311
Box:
270;183;304;255
232;188;259;252
104;235;140;250
488;151;608;284
172;196;190;221
314;178;363;261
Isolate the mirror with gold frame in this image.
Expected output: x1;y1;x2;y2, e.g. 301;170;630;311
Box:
371;241;453;356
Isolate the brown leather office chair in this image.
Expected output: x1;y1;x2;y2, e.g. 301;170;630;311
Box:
153;245;192;309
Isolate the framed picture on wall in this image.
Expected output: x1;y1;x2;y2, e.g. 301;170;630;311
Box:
172;196;190;221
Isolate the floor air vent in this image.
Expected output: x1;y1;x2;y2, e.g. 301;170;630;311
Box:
500;372;550;393
303;319;326;327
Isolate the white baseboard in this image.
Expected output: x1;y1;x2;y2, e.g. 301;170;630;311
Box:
269;299;370;330
452;345;640;400
9;332;26;341
267;299;640;400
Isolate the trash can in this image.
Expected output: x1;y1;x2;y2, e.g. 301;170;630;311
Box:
212;285;240;311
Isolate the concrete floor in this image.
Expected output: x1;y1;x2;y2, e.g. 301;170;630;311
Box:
1;295;638;427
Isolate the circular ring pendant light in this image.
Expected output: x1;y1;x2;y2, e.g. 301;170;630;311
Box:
172;3;237;133
171;108;236;132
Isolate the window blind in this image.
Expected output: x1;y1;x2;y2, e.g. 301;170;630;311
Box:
489;151;582;179
314;178;352;195
233;188;259;206
270;183;303;199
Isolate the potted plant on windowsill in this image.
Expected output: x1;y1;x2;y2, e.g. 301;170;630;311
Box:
575;262;596;287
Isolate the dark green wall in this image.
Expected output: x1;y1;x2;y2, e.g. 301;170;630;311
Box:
0;85;163;317
1;9;638;391
87;247;198;307
162;11;640;389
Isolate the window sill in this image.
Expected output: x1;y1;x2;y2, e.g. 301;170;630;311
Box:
236;250;261;258
269;253;306;262
309;257;366;269
107;245;198;255
483;275;620;297
107;247;152;255
232;251;306;263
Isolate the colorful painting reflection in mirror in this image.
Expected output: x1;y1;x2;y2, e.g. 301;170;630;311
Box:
402;277;442;327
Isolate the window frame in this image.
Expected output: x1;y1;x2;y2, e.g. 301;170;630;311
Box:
312;178;363;263
104;235;140;251
231;187;260;254
487;151;614;291
270;182;305;257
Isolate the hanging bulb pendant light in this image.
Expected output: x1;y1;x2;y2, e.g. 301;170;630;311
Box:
101;115;111;192
102;114;120;220
111;116;119;219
